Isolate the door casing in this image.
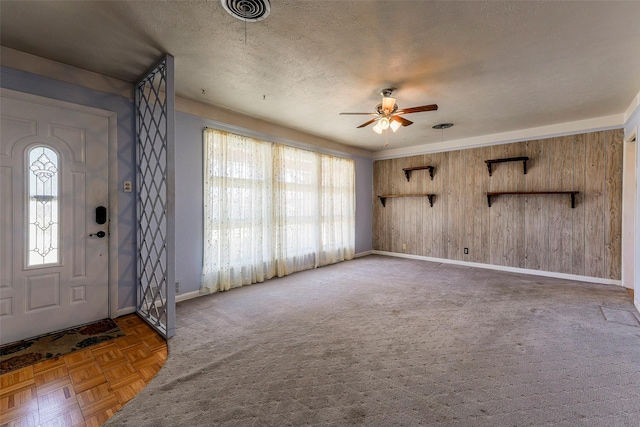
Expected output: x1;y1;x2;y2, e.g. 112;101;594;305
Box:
1;88;120;320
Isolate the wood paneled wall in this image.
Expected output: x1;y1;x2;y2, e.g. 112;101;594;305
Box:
372;129;623;280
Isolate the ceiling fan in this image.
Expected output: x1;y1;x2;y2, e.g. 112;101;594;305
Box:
340;88;438;134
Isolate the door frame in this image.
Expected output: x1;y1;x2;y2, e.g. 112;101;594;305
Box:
622;128;637;289
1;88;119;319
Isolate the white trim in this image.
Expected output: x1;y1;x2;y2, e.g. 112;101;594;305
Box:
1;47;133;99
0;88;121;319
122;251;627;312
165;55;177;338
625;90;640;124
177;97;373;159
107;110;119;319
374;115;624;160
354;250;373;258
622;130;637;289
176;290;203;303
116;306;137;317
372;250;622;286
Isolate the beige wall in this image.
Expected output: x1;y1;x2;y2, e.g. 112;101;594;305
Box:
373;129;623;280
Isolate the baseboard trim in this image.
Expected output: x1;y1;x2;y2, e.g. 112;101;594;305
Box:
115;306;137;317
372;250;622;286
117;254;625;316
176;290;204;303
354;250;373;258
114;289;209;318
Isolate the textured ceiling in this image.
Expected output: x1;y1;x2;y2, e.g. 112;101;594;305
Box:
2;1;640;152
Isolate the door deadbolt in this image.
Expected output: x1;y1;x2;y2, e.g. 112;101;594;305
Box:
96;206;107;224
90;231;106;238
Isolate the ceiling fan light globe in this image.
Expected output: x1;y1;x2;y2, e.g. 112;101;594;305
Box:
390;120;401;132
382;97;396;113
372;123;383;134
379;117;390;130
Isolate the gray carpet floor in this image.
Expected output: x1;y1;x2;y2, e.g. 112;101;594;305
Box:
106;255;640;426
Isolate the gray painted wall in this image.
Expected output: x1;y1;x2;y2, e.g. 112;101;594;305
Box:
174;111;373;295
354;156;373;254
175;113;205;295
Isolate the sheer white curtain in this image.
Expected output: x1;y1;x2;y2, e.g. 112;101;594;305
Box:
273;144;326;276
201;131;275;291
318;154;355;266
201;128;355;293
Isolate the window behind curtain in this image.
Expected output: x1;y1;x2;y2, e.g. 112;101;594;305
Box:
202;128;355;292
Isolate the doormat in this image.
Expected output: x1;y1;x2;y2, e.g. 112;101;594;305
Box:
0;318;126;374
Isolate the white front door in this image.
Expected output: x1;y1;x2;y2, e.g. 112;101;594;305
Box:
0;92;110;344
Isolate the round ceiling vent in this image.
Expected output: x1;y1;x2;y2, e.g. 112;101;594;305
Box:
221;0;271;22
432;123;454;130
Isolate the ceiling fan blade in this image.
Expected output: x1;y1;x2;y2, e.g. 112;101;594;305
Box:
339;112;378;116
391;115;413;127
396;104;438;114
357;118;378;128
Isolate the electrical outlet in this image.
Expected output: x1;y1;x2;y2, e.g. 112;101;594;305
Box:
402;243;407;250
464;248;469;254
175;281;180;293
123;181;132;192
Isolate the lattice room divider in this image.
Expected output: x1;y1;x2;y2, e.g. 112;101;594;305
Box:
135;55;176;339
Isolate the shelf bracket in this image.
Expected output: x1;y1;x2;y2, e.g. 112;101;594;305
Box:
378;194;436;207
402;166;435;181
486;191;578;208
485;156;529;177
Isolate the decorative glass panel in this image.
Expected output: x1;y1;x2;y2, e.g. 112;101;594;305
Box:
28;146;59;266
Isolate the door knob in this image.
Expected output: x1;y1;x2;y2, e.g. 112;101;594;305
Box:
90;231;106;238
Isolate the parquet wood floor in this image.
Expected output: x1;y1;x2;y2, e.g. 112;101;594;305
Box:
0;314;167;427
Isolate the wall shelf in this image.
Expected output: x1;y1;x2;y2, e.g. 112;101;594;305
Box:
402;166;435;181
378;194;436;208
484;157;529;176
486;191;579;208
